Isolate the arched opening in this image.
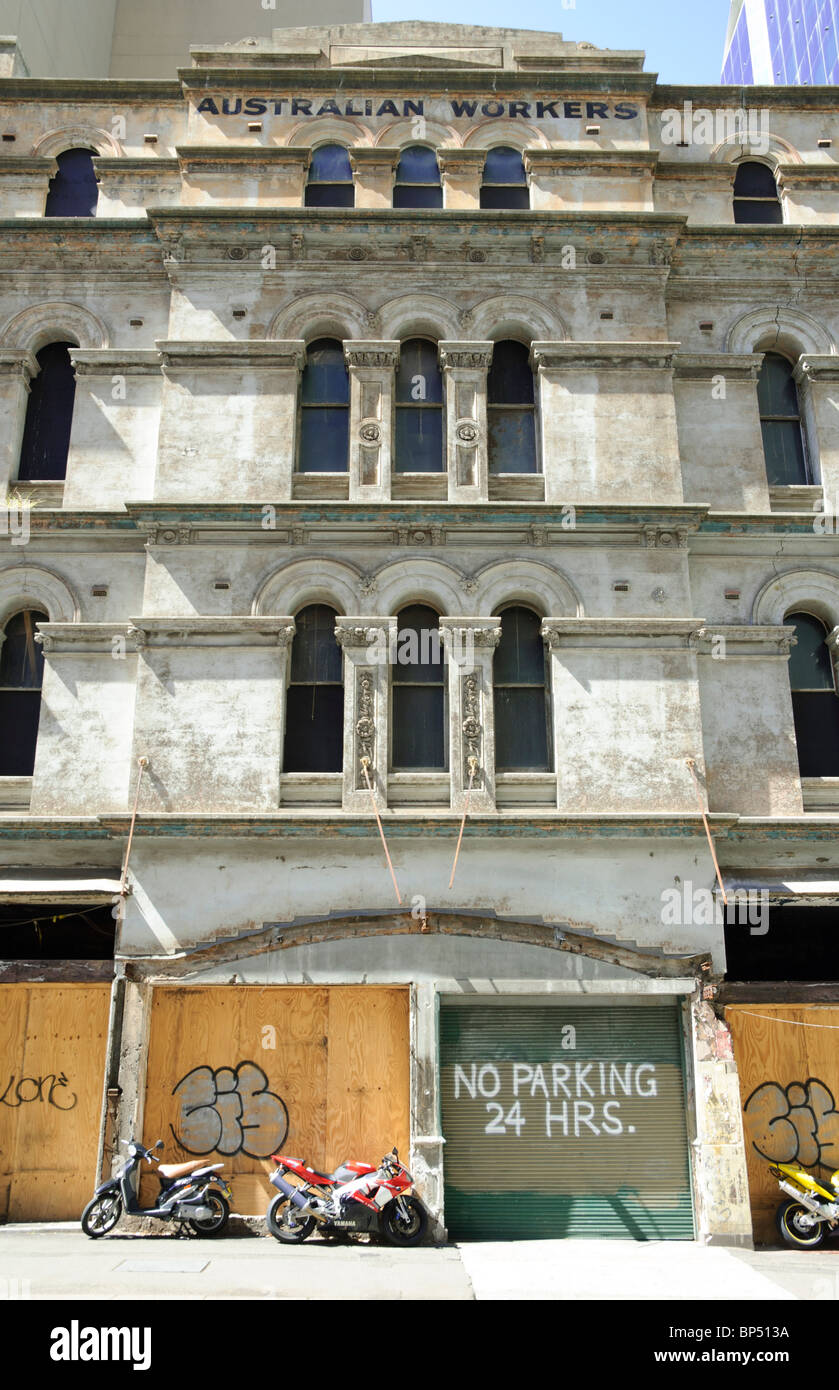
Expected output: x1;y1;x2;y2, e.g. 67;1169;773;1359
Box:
480;147;529;210
733;161;782;224
45;149;99;217
304;145;354;208
0;609;48;776
298;339;349;473
18;343;76;481
395;339;444;473
488;340;537;474
283;605;344;773
786;611;839;776
393;146;442;208
757;352;808;486
493;606;551;771
392;604;446;770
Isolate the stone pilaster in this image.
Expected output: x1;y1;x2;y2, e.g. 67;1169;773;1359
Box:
440;617;501;812
336;617;397;812
438;150;484;208
344;340;399;501
349;148;399;208
438;341;493;503
0;350;38;494
794;355;839;505
688;999;754;1247
66;349;162;510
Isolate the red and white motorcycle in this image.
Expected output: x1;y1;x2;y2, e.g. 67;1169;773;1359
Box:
266;1145;427;1246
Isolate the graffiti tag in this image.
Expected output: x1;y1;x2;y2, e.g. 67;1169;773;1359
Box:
744;1077;839;1170
0;1071;77;1111
171;1061;288;1159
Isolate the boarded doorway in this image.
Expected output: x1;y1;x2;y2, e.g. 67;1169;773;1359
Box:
0;983;110;1221
142;985;410;1212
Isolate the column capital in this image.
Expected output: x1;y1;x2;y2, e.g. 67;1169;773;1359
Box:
440;616;502;649
438;341;494;371
334;616;397;650
437;150;486;174
349;147;400;173
343;340;400;370
0;349;38;381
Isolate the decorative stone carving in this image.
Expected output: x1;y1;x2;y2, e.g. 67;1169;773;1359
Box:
649;241;672;267
641;526;690;549
355;669;376;771
359;421;381;443
347;246;369;262
438;345;493;371
227;246;247;261
466;248;487;263
408;235;429;262
530;235;545;264
335;624;381;649
461;672;482;774
290;234;304;261
455;420;479;444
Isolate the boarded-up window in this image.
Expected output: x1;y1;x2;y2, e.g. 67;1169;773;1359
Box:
45;148;99;217
787;610;839;776
283;605;343;772
0;609;48;775
298;339;349;473
18;343;76;481
488;340;537;474
493;607;551;770
395;339;444;473
757;353;808;486
392;604;446;769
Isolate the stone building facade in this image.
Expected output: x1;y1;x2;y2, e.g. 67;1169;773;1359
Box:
1;23;838;1243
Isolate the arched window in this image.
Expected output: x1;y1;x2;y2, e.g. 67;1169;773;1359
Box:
298;339;349;473
733;162;782;224
393;146;442;208
45;148;99;217
18;343;76;481
283;605;343;773
395;339;444;473
392;605;446;770
787;611;839;777
488;340;537;474
480;147;529;209
757;352;808;486
0;609;48;776
493;607;551;771
305;144;354;207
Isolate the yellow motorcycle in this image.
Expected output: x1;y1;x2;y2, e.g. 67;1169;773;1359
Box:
770;1162;839;1248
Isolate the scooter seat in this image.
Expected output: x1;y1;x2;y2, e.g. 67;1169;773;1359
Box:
158;1160;209;1179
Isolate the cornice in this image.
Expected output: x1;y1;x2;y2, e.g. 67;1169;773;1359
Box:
673;352;764;380
175;145;311;169
36;622;137;654
156;339;306;371
541;617;703;650
128;617;296;647
532;340;679;370
69;349;162;376
692;624;796;656
178;67;657;96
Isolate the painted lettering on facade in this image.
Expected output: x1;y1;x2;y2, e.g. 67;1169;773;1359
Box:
452;1059;659;1139
196;95;640;121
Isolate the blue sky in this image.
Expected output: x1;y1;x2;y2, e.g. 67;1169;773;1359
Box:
370;0;735;84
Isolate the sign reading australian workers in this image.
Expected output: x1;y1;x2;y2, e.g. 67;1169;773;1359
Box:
196;95;641;121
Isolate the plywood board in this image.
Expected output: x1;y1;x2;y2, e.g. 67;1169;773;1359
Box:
0;984;110;1221
143;986;410;1214
726;1005;839;1245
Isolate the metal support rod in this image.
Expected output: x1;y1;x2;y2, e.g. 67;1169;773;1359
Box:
685;757;728;907
119;756;148;896
449;756;478;889
360;757;402;906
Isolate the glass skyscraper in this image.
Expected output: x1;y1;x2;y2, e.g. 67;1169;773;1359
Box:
722;0;839;84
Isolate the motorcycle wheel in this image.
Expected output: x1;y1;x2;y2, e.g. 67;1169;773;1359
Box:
777;1199;827;1249
81;1192;122;1238
266;1193;315;1243
381;1195;427;1247
189;1191;230;1236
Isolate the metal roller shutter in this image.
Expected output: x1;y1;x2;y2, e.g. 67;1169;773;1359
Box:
440;1002;694;1240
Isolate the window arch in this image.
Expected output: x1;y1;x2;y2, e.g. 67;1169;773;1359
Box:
488;340;537;474
395;339;444;473
786;611;839;776
480;147;529;210
283;605;343;773
757;352;808;486
733;161;782;224
0;609;48;776
45;149;99;217
393;146;442;208
298;339;350;473
493;607;551;771
305;144;354;207
18;342;76;481
392;604;446;770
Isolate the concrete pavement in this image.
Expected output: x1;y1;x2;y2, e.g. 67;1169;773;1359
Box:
0;1227;837;1301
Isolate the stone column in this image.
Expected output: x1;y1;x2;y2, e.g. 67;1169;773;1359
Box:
795;356;839;510
349;148;399;208
688;998;754;1247
440;617;501;813
410;980;446;1240
65;349;162;510
336;617;397;813
156;341;305;501
673;353;768;511
438;150;484;209
438;341;493;503
0;350;37;494
344;340;399;502
532;341;683;505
